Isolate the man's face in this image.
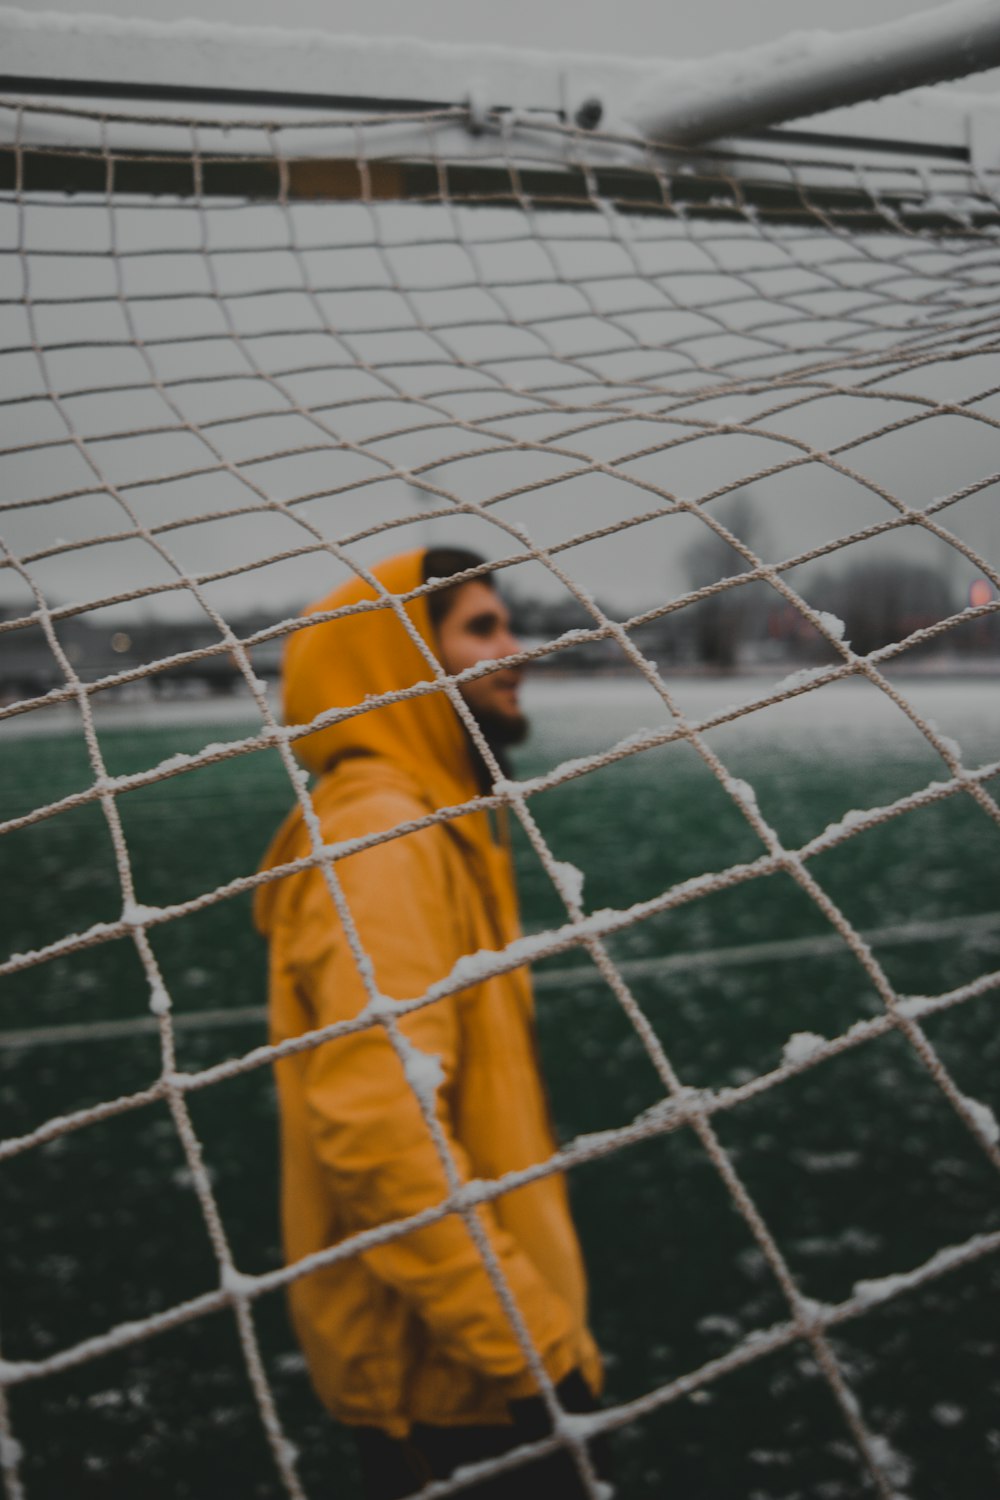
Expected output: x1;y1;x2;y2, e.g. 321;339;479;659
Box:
434;580;527;744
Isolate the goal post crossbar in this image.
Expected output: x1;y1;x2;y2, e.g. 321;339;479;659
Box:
628;0;1000;145
4;6;999;229
2;4;999;197
2;3;998;143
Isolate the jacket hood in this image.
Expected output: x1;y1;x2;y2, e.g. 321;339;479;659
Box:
255;549;487;935
284;549;477;796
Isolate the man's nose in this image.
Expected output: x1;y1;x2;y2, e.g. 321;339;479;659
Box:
500;627;521;662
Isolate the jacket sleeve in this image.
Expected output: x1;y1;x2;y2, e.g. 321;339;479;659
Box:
289;802;578;1391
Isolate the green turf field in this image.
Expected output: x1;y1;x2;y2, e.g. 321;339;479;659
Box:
2;675;999;1498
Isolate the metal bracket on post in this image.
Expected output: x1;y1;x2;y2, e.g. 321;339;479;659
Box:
464;78;489;137
560;70;607;133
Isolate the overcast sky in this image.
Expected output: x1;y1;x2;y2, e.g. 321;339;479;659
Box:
2;1;998;623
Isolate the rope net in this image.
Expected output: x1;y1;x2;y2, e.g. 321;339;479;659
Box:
1;94;999;1499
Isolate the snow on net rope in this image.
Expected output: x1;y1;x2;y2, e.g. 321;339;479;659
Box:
1;93;999;1499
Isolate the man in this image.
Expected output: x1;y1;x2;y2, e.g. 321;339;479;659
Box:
254;547;604;1499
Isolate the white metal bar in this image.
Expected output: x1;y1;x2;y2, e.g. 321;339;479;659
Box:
626;0;1000;145
0;2;988;196
0;6;651;117
0;3;984;151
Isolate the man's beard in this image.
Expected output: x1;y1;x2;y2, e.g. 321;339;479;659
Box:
464;706;530;791
474;706;529;750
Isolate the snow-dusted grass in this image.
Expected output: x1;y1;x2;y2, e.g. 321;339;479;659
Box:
1;678;998;1498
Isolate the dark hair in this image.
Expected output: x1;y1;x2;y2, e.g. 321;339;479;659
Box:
422;547;492;629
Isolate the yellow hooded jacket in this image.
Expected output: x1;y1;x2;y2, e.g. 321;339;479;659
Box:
254;550;600;1435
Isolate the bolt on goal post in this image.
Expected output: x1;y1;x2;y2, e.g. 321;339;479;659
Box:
1;5;1000;1499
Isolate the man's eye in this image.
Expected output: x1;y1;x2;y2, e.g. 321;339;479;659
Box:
467;616;498;638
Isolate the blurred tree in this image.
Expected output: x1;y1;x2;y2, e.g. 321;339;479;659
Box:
681;491;768;669
807;559;956;658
